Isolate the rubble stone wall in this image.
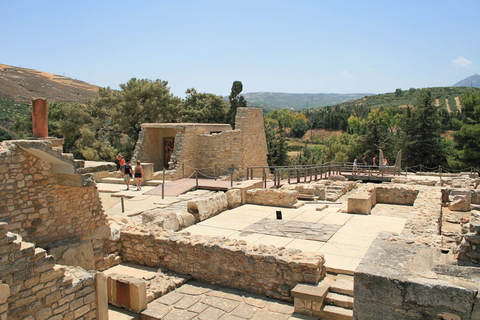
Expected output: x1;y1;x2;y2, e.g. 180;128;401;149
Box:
0;142;112;269
375;185;419;206
120;229;325;301
0;222;98;320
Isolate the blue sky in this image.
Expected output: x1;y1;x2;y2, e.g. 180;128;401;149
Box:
1;0;478;98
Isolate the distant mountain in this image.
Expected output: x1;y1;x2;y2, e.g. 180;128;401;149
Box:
0;63;99;103
452;74;480;88
238;92;373;110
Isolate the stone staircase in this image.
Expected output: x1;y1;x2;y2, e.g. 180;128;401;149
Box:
292;272;354;319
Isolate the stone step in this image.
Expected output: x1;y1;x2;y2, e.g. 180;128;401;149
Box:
329;277;354;297
319;305;353;320
100;177;126;184
145;180;163;186
100;177;162;186
325;292;354;309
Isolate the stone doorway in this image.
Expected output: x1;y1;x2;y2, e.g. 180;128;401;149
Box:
163;138;174;169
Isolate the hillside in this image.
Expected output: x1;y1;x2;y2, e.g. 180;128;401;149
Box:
326;86;479;113
0;64;99;103
239;92;373;110
453;74;480;88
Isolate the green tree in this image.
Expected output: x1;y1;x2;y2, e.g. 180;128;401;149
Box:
321;133;363;163
293;142;318;165
228;81;247;128
179;88;228;123
290;113;309;138
265;118;289;166
0;126;15;142
401;89;446;167
111;78;181;142
450;90;480;169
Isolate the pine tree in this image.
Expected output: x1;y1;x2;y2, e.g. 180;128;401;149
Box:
402;89;446;168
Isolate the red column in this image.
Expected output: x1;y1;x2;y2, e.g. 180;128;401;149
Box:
32;98;48;138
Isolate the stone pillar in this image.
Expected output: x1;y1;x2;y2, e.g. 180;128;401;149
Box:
32;98;48;138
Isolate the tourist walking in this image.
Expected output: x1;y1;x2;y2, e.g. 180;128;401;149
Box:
353;157;358;174
116;154;125;172
381;157;389;175
361;154;367;174
134;160;144;191
122;159;133;190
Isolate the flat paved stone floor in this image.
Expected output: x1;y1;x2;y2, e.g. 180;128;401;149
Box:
183;202;407;274
140;280;315;320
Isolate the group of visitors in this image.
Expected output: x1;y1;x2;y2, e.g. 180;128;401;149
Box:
353;154;388;175
116;154;144;190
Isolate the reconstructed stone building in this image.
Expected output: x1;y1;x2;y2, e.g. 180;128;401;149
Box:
133;107;268;179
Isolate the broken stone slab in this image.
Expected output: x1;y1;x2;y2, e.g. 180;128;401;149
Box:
187;192;228;222
226;188;242;209
449;189;472;212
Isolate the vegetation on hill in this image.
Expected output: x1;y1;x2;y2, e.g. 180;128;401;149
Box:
239;92;371;110
265;87;480;170
2;64;480;172
11;78;229;161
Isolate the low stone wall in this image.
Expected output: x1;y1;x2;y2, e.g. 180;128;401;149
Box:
460;211;480;264
375;185;419;206
120;228;325;301
246;189;298;207
0;222;103;319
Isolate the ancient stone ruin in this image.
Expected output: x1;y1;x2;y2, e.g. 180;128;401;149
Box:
132;107;268;179
1;100;480;319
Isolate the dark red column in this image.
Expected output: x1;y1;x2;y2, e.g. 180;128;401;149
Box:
32;98;48;138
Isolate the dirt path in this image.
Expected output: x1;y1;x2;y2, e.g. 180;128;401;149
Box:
446;98;452;113
455;96;462;112
435;98;440;107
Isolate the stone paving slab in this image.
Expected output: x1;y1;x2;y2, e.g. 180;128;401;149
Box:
140;280;315;320
242;218;342;242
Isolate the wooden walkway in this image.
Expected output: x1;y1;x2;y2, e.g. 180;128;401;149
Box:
143;172;396;197
144;178;239;197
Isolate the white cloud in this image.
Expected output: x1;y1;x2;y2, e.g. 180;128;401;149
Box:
339;70;354;79
452;56;473;68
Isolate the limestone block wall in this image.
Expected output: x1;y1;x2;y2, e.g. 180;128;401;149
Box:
0;222;99;319
135;108;267;179
235;107;268;177
195;130;243;177
0;145;109;247
0;141;113;270
120;229;325;301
